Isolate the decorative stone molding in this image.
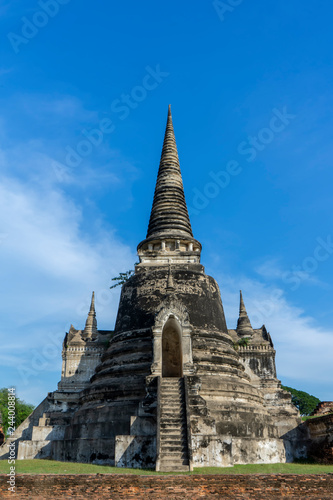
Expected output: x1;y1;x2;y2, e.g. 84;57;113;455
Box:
151;300;193;376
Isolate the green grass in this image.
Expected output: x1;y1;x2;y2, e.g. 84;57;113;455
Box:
0;460;332;475
302;413;333;421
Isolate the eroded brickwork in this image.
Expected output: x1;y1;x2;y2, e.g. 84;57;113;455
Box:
0;474;332;499
306;413;333;464
312;402;333;416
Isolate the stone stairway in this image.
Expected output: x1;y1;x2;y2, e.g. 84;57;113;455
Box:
16;412;69;460
158;377;190;471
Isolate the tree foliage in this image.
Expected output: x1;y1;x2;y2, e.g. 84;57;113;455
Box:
233;337;250;350
281;385;320;416
0;388;35;437
110;265;138;289
110;270;135;289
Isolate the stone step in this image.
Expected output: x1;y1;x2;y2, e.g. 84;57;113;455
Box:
160;386;182;390
160;422;183;428
160;461;189;468
161;398;183;408
160;429;186;441
161;446;187;453
161;404;184;409
160;399;182;404
161;440;187;451
161;402;184;409
160;392;182;397
161;405;184;413
159;378;188;471
161;378;182;383
160;430;185;436
160;456;189;464
160;421;184;427
160;415;184;421
160;434;185;440
161;394;183;398
38;417;51;426
161;416;184;422
160;421;185;427
161;412;185;418
161;389;182;397
160;435;185;441
160;419;185;425
160;438;185;444
159;457;189;465
159;465;190;472
160;442;186;448
160;402;182;407
160;446;187;453
17;440;52;460
160;420;185;425
160;449;188;456
160;425;184;430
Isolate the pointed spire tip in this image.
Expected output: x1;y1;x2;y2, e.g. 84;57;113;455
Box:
144;105;193;240
90;291;95;311
84;291;97;338
237;290;253;336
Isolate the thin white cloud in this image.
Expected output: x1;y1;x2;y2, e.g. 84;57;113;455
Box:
255;258;328;289
0;172;135;319
13;93;98;122
0;162;136;404
217;272;333;400
0;67;13;77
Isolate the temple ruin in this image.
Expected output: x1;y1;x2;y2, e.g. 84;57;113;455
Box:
1;106;308;471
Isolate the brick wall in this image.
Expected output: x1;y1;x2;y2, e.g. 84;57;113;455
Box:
312;402;333;416
0;474;332;499
306;413;333;464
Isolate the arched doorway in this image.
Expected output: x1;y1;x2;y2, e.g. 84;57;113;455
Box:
162;318;182;377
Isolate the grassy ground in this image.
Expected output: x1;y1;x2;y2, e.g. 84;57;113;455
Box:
0;460;332;475
302;413;333;421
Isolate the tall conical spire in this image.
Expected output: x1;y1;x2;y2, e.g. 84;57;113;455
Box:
236;291;254;337
137;106;201;265
82;292;98;339
146;105;193;240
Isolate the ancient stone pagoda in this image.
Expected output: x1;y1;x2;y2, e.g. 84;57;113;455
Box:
1;106;302;471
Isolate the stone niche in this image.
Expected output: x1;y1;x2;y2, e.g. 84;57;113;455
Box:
161;318;183;377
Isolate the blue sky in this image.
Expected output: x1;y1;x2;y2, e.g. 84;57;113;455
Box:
0;0;332;405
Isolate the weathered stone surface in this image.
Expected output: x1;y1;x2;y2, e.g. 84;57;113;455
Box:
311;401;333;416
145;104;193;241
115;435;156;469
1;474;333;500
237;290;254;337
306;413;333;463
